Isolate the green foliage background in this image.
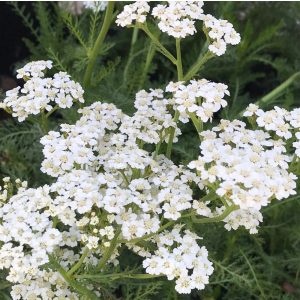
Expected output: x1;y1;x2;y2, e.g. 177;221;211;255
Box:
0;2;300;299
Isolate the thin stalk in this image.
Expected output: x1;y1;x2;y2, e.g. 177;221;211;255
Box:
67;248;89;276
83;2;115;88
183;51;214;81
166;38;184;159
166;111;180;159
188;112;203;136
97;226;121;270
175;38;183;80
119;170;130;186
76;273;164;280
49;255;99;300
140;24;177;65
258;71;300;105
138;42;156;89
120;220;175;244
40;112;48;134
45;105;59;118
192;205;238;224
123;26;139;81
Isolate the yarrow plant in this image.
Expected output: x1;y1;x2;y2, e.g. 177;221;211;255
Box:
0;1;299;299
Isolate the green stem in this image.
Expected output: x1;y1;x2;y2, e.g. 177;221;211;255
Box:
123;26;139;81
192;205;238;224
258;71;300;105
45;105;59;118
183;51;214;81
49;255;99;300
76;273;164;280
97;226;121;270
165;38;184;159
188;112;203;137
83;2;115;88
140;24;177;65
138;42;156;89
120;220;175;244
67;248;89;276
119;170;130;186
166;111;180;159
40;112;48;133
176;38;183;80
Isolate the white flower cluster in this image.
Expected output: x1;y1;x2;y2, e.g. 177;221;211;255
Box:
40;102;123;177
244;105;300;157
189;119;297;232
116;1;240;55
16;60;53;79
143;227;213;294
37;99;212;293
58;1;107;15
83;1;108;12
152;1;204;38
121;88;180;144
0;182;80;299
203;14;241;56
166;79;229;123
1;60;84;121
115;1;150;27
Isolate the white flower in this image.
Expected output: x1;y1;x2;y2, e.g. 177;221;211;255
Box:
2;61;84;122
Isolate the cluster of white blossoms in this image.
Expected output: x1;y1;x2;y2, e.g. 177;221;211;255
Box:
244;104;300;157
202;14;241;56
121;88;180;144
58;1;107;15
152;1;204;38
115;1;150;27
83;1;108;12
166;79;229;123
143;227;213;294
0;179;81;299
189;119;297;233
116;1;240;54
0;60;84;121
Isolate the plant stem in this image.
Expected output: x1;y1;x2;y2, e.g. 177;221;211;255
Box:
175;38;183;80
97;226;121;270
40;112;49;134
45;105;59;118
67;248;89;276
138;42;156;89
192;205;238;224
183;51;214;81
83;2;115;88
166;38;184;159
259;71;300;105
140;24;177;65
120;220;176;244
76;273;164;280
166;111;180;159
49;255;99;300
188;112;203;138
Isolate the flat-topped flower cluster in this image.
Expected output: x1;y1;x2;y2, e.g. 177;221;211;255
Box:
0;60;84;121
1;78;298;297
116;1;240;56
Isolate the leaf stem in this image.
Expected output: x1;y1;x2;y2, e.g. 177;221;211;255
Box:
83;2;115;88
183;51;214;81
97;226;121;270
49;255;99;300
192;205;238;224
139;23;177;65
67;248;89;276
